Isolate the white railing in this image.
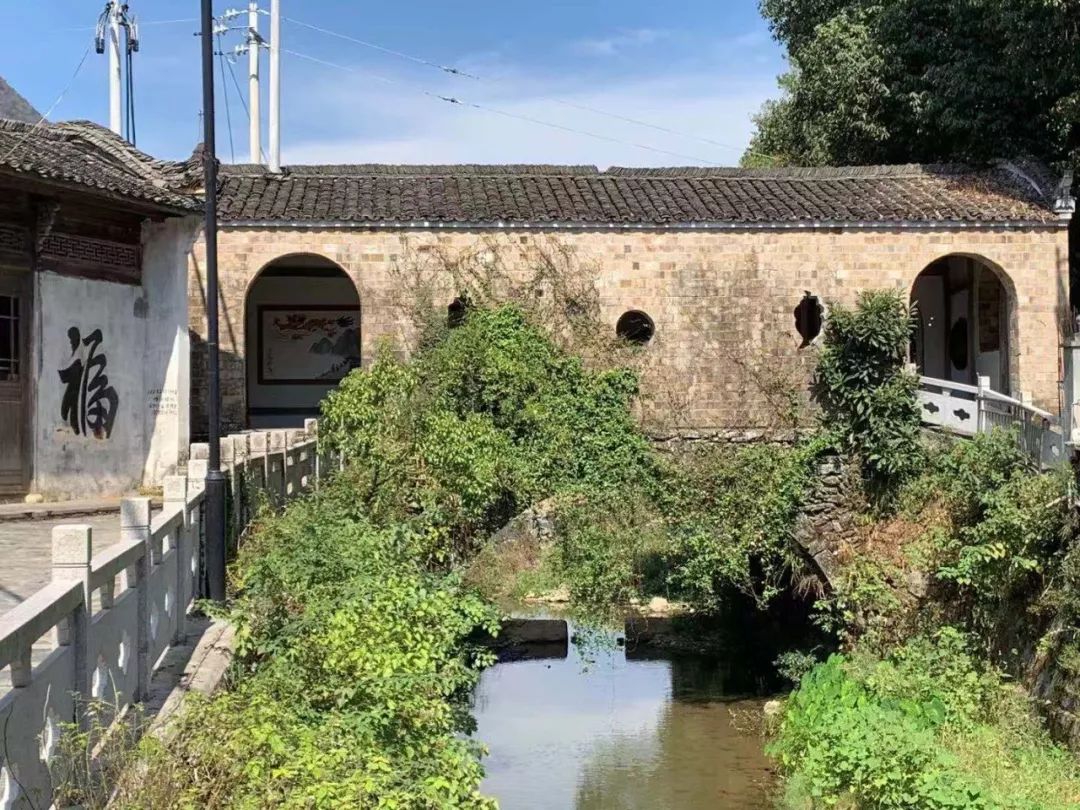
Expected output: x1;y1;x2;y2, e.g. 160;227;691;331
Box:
0;420;327;810
917;375;1065;469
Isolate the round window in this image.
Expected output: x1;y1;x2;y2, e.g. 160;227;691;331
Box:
616;311;655;345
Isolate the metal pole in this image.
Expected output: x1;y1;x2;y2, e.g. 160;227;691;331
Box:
108;2;123;134
201;0;227;602
248;1;262;164
268;0;281;172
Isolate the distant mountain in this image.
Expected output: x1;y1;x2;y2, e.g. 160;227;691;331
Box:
332;328;360;360
0;77;40;124
310;336;334;355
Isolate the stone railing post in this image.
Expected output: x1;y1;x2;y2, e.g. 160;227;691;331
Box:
269;430;286;502
121;498;152;700
976;375;990;433
232;433;251;530
51;524;92;725
248;431;268;501
164;476;189;644
220;436;236;546
1064;336;1080;445
283;430;294;498
187;455;208;599
304;419;320;490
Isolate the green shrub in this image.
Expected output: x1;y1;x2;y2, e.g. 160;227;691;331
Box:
772;631;1080;810
815;290;923;495
321;306;656;560
661;441;821;609
898;430;1073;638
122;481;500;809
549;486;670;610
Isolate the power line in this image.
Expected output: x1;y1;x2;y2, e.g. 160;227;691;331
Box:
1;46;92;163
223;53;268;164
284;49;725;166
61;18;197;32
283;17;480;80
282;14;779;163
217;35;237;162
136;18;200;26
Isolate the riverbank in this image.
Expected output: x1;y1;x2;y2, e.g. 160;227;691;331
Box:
76;294;1080;809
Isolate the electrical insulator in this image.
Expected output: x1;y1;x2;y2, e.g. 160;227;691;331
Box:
128;18;140;53
94;2;109;54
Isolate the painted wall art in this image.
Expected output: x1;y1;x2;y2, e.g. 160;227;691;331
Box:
58;326;120;439
257;305;361;385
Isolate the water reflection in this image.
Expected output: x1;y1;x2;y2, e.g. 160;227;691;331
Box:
471;628;775;809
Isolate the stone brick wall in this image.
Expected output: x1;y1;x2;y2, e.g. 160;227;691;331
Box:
188;225;1070;436
792;453;865;588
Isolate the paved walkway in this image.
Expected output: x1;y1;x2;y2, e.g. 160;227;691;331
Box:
0;513;124;615
0;497;131;524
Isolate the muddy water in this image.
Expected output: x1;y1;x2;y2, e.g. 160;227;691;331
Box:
471;628;777;809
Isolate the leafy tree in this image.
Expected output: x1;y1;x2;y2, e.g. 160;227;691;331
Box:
749;0;1080;170
816;290;923;492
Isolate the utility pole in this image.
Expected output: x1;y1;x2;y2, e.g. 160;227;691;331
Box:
96;2;138;140
95;1;124;135
247;1;262;164
200;0;227;603
268;0;281;172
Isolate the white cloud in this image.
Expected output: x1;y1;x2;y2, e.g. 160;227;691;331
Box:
573;28;669;57
281;68;775;169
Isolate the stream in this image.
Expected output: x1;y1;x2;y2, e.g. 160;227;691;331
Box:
470;622;778;809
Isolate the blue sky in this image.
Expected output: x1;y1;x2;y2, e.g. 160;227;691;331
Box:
2;1;786;167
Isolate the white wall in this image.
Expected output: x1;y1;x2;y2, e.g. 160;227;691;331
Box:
141;218;198;483
32;272;147;497
245;274;360;429
30;217;197;499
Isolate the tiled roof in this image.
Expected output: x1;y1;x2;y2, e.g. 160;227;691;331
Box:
0;120;202;213
216;161;1066;226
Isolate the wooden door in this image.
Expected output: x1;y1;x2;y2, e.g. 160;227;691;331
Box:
0;272;29;495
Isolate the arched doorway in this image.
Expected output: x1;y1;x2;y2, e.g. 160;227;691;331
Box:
245;254;361;428
910;255;1013;394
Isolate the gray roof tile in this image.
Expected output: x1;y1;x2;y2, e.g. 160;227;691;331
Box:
0;119;201;212
217;161;1063;225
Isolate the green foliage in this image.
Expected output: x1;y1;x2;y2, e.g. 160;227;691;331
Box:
542;438;826;614
549;487;669;611
323;302;823;614
901;430;1073;633
813;551;908;650
124;482;500;809
775;649;823;685
773;631;1080;809
749;0;1080;171
661;441;822;609
50;700;152;809
816;290;923;492
321;306;656;562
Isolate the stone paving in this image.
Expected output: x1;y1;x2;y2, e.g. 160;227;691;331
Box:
0;513;123;615
1;513;128;690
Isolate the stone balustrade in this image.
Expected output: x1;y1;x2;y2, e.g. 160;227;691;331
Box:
0;421;327;809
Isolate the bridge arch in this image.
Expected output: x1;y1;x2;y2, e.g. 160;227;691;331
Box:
244;253;361;428
909;253;1017;396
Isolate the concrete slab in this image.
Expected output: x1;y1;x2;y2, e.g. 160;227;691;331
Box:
146;618;235;735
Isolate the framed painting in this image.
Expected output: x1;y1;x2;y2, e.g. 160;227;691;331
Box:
256;305;361;385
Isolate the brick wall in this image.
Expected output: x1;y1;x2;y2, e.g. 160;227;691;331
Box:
188;225;1071;436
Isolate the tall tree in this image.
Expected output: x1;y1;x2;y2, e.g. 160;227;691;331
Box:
746;0;1080;170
